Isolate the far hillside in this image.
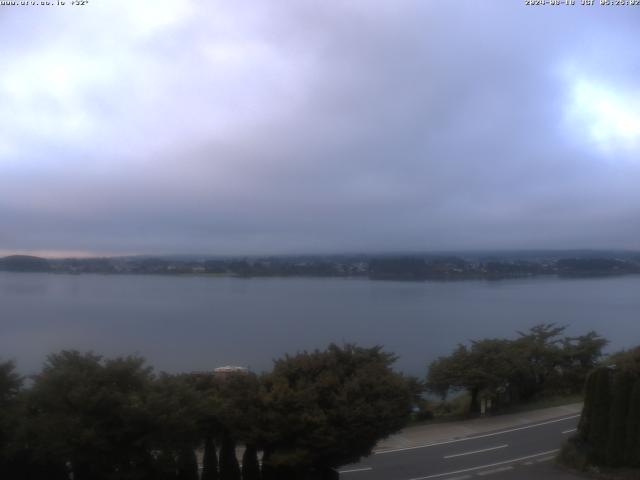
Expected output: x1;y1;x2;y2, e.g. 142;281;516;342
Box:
0;255;50;272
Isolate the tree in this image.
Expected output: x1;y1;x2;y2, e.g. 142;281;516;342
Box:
0;360;21;403
176;447;199;480
624;379;640;467
427;339;519;413
146;373;210;478
584;367;611;464
26;351;156;480
201;436;219;480
511;324;566;400
427;325;607;414
0;360;23;478
605;371;635;466
559;331;608;393
260;344;412;478
575;346;640;469
242;444;261;480
219;431;241;480
214;371;262;480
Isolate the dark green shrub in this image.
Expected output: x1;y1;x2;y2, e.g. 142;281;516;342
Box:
242;444;260;480
202;437;219;480
625;380;640;467
606;371;635;466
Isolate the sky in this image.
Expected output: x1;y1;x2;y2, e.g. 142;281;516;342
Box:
1;0;639;257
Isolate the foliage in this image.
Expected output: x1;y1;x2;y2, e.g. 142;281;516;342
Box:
572;346;640;469
176;447;199;480
219;432;241;480
201;436;219;480
24;351;156;479
625;380;640;467
426;324;607;414
241;444;261;480
0;343;415;479
606;371;635;466
0;360;23;478
260;344;412;474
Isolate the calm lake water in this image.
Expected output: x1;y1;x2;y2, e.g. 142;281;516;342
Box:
1;272;639;376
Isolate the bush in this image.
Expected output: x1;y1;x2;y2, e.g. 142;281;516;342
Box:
569;346;640;471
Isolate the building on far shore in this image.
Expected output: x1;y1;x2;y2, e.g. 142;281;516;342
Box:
213;365;249;380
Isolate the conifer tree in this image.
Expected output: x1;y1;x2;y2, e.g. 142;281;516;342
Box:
219;432;241;480
241;444;261;480
177;447;199;480
202;436;219;480
156;450;179;480
577;368;597;441
587;367;611;464
624;379;640;467
605;371;634;466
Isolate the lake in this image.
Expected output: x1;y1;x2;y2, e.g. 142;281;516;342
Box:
1;272;639;376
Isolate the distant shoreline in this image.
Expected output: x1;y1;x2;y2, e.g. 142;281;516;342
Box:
2;252;640;282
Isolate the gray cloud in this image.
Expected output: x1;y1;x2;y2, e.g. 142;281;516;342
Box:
1;0;639;256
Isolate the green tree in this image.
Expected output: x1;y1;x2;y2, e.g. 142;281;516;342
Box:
176;447;199;480
242;444;261;480
201;436;219;480
625;379;640;467
583;367;612;464
214;371;262;480
560;331;608;393
427;325;607;414
26;351;156;480
260;344;412;478
605;371;635;466
146;373;210;479
511;324;566;400
427;339;519;413
219;431;241;480
574;346;640;468
0;360;23;478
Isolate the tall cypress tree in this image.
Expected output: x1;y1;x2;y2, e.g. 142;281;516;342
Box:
156;450;179;480
578;369;597;441
202;436;219;480
241;444;261;480
586;367;611;464
605;371;634;466
625;379;640;467
260;448;275;480
219;432;241;480
176;447;199;480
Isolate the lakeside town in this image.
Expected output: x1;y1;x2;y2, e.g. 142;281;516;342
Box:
1;251;640;280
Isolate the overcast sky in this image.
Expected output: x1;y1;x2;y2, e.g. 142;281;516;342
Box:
1;1;639;257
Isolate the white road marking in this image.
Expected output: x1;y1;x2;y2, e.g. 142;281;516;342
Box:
339;467;373;474
562;428;577;434
443;476;472;480
476;466;514;476
375;415;579;455
443;444;508;459
406;449;559;480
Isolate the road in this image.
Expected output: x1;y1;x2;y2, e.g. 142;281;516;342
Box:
339;414;583;480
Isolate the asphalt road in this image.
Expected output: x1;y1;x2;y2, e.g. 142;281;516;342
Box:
339;414;582;480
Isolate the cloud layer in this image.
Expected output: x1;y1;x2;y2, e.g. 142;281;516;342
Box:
1;1;639;255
